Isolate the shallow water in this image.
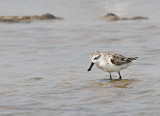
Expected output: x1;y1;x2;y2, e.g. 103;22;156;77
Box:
0;0;160;116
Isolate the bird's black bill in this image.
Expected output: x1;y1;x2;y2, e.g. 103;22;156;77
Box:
87;62;94;71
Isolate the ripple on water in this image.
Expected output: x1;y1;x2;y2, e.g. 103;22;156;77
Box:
20;77;43;83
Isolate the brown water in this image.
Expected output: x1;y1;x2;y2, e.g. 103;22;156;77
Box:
0;0;160;116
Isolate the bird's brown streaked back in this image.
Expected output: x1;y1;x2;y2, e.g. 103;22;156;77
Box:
110;53;138;65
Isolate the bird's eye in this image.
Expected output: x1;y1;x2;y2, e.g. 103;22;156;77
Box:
94;55;101;60
94;57;98;60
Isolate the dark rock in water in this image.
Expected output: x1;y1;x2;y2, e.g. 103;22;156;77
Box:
104;13;119;21
103;13;127;21
100;13;148;21
105;13;119;18
41;13;56;19
0;13;63;23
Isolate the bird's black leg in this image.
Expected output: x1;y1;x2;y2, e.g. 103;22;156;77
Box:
118;72;122;79
109;73;112;80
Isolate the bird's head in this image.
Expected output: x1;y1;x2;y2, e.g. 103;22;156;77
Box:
87;51;102;71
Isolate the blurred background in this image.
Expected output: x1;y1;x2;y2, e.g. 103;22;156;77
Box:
0;0;160;115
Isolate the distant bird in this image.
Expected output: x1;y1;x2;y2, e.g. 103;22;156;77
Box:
87;51;138;80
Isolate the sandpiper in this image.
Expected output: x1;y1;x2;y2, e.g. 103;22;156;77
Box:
87;51;138;80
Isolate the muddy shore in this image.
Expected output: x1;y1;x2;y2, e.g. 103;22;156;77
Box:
0;13;63;23
99;13;148;21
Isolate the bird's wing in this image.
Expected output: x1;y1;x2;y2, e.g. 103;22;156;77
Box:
110;53;137;65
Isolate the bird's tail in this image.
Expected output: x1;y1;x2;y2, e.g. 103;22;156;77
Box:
134;57;138;60
128;57;138;61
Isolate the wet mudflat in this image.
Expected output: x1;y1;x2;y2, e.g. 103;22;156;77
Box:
0;0;160;116
95;79;137;88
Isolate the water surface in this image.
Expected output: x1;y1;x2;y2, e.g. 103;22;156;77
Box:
0;0;160;116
